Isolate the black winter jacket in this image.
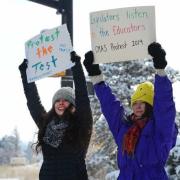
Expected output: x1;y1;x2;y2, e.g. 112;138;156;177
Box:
20;61;93;180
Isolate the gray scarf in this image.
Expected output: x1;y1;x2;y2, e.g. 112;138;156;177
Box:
43;118;69;148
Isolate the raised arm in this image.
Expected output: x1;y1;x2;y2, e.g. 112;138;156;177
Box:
148;43;176;144
19;59;46;128
154;75;176;137
71;51;90;107
70;52;93;151
83;51;126;142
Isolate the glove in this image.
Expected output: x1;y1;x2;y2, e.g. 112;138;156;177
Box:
148;42;167;69
70;51;81;63
19;59;28;72
83;51;101;76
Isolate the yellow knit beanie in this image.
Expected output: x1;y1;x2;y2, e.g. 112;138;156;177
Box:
131;81;154;107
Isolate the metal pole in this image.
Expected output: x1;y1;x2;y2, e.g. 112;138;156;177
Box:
28;0;94;94
59;0;74;87
60;0;73;44
28;0;58;9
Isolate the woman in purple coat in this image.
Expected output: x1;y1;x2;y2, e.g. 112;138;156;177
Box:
83;42;178;180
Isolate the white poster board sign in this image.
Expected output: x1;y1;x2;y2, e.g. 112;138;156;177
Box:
25;24;73;83
90;6;156;64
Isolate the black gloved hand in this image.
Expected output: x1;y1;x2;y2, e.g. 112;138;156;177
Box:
71;51;81;63
83;51;101;76
19;59;28;72
148;42;167;69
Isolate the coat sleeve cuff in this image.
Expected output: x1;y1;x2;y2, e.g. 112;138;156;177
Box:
89;74;104;85
155;69;167;76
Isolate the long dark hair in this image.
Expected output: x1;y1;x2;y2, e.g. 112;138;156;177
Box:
34;104;78;153
143;102;153;118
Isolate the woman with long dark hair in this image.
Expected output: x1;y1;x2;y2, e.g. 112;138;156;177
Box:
83;42;178;180
19;52;93;180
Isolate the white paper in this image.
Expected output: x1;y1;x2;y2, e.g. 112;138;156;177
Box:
90;6;156;64
25;24;73;83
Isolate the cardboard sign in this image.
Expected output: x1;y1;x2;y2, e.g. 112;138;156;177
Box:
90;6;156;63
25;24;74;83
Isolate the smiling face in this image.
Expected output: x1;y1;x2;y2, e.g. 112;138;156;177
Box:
54;99;71;116
132;101;146;118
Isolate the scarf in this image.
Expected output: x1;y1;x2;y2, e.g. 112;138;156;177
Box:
122;114;148;156
43;118;69;148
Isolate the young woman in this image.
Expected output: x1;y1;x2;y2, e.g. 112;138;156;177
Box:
83;42;178;180
19;52;93;180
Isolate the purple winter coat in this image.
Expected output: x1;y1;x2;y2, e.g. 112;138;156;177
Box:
94;75;178;180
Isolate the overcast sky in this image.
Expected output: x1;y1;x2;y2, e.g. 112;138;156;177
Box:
0;0;180;143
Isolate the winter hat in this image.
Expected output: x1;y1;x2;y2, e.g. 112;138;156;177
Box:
52;87;75;106
131;81;154;107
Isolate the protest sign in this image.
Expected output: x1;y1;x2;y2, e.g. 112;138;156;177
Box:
90;6;156;63
25;24;73;82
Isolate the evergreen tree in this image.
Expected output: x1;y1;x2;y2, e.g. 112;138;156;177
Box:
0;127;22;164
13;127;21;156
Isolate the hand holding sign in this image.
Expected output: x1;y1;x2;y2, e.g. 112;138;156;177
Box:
83;51;102;76
148;42;167;69
25;24;73;83
19;59;28;72
70;51;81;63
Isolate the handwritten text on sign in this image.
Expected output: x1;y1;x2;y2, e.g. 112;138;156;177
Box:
25;24;73;83
90;6;156;63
